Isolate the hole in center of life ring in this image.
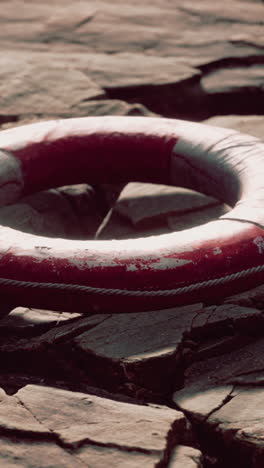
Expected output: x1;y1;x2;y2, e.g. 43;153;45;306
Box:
0;181;230;242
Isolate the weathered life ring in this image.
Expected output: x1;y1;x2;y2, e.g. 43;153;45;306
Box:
0;116;263;314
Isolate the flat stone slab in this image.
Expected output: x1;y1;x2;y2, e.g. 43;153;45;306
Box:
205;115;264;140
16;385;187;449
0;50;200;120
201;65;264;114
79;52;200;89
0;307;81;335
96;182;229;239
2;301;262;403
2;296;263;392
1;0;264;121
0;383;193;467
1;384;191;467
173;306;264;410
114;183;219;228
173;317;264;466
168;203;229;232
202;66;264;94
206;386;264;467
74;304;203;397
0;437;86;468
96;208;172;240
168;445;203;468
0;57;104;118
1;0;263;64
0;185;103;239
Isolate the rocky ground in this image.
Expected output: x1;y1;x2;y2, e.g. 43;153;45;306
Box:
0;1;264;466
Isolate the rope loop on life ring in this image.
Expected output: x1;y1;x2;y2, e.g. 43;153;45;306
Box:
0;116;263;313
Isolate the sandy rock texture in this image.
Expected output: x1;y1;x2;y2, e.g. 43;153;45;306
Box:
0;0;263;467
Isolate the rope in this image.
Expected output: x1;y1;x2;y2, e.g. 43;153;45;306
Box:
0;263;263;297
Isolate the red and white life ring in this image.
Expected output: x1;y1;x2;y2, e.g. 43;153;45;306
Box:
0;116;263;314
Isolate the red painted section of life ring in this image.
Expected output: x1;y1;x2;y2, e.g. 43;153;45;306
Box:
0;116;263;313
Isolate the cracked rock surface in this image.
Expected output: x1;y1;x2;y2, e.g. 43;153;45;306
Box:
0;0;264;466
0;384;191;468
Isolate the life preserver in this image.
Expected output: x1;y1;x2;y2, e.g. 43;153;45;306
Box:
0;116;263;314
